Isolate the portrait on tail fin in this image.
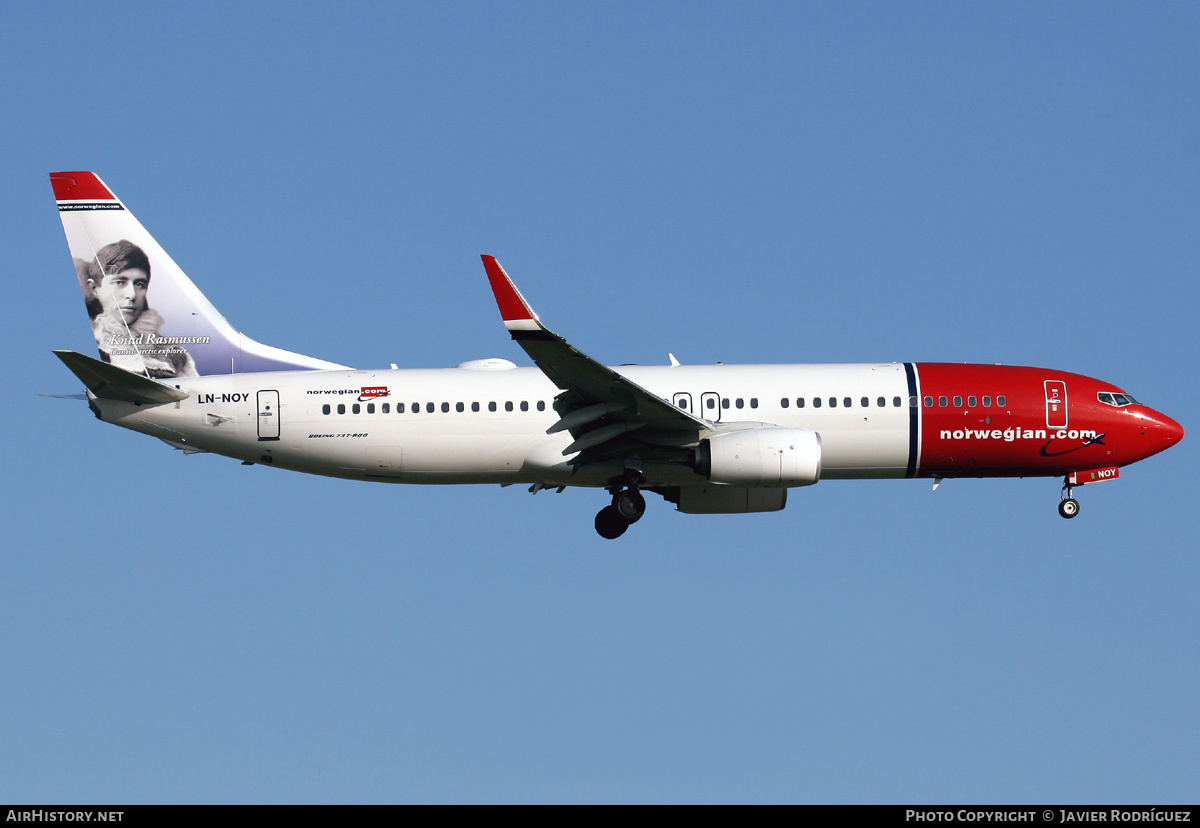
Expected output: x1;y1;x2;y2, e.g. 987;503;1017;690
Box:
52;171;349;377
78;239;198;378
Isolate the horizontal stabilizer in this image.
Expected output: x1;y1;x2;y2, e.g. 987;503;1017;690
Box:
53;350;189;404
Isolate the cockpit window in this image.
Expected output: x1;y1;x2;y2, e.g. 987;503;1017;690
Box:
1098;392;1139;407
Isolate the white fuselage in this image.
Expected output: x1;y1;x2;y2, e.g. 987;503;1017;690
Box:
96;362;917;487
51;171;1186;532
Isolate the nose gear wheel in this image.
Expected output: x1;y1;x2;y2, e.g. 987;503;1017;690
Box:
1059;476;1080;519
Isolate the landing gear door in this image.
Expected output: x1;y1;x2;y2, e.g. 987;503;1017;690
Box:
700;392;722;423
1045;380;1068;429
257;390;280;441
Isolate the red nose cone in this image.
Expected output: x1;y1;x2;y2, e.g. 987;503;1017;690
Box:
1158;413;1185;447
1138;409;1184;459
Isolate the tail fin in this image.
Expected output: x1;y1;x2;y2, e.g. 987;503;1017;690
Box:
50;172;348;377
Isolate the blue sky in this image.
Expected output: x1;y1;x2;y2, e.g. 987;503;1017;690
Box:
2;1;1197;803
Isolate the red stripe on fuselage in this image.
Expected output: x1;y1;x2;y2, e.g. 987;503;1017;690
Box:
914;363;1169;478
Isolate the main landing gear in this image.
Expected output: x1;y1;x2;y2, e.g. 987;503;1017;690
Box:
1059;476;1080;519
594;482;647;539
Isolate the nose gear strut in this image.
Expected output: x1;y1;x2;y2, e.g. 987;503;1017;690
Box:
1059;476;1080;519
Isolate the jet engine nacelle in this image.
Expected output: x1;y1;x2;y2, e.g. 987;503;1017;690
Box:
697;427;822;487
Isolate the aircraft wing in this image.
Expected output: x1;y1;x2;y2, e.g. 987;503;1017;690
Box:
482;256;714;470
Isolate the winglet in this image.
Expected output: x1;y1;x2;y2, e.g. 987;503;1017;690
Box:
481;255;543;333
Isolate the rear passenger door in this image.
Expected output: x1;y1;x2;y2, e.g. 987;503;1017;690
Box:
257;390;280;441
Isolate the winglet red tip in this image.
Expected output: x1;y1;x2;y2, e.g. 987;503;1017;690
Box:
49;171;116;202
482;255;538;325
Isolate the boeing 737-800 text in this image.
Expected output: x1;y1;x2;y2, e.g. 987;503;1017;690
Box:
50;172;1183;538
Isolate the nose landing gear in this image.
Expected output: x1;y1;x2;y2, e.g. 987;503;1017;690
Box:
1059;477;1080;519
594;481;648;539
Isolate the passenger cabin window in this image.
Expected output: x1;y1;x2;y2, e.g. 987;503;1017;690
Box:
706;398;715;410
537;400;546;411
722;398;730;409
337;404;346;415
982;396;991;407
781;398;790;408
322;404;330;415
843;397;851;408
456;402;465;412
997;396;1007;407
938;396;948;407
924;396;933;407
735;398;744;409
877;397;886;407
895;396;904;407
489;401;497;412
353;403;361;414
520;401;529;412
862;397;869;407
797;398;805;408
505;401;514;412
829;397;837;408
367;403;375;413
426;402;435;413
813;397;822;408
953;396;962;407
382;403;389;413
750;398;758;409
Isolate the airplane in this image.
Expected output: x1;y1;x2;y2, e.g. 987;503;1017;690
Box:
49;171;1184;539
